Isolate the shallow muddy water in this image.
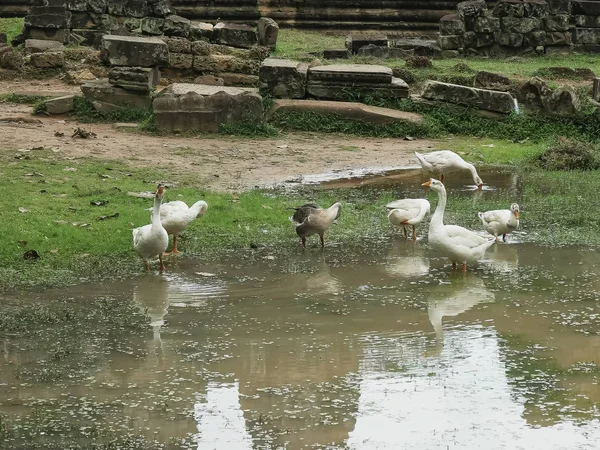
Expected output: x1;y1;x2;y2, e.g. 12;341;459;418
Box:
2;240;600;449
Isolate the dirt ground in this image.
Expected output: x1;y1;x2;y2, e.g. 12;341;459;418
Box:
0;79;433;191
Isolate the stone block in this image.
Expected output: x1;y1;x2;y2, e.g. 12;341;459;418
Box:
164;15;190;38
100;35;169;67
525;30;547;46
545;13;571;31
474;71;512;90
593;77;600;101
25;39;66;54
345;34;388;53
25;6;71;29
162;36;191;54
153;84;263;133
545;45;572;54
150;0;175;17
268;99;423;126
107;0;127;16
476;33;495;47
141;17;165;35
68;0;87;12
501;17;542;33
497;32;524;47
389;38;441;57
27;27;69;43
575;28;600;44
308;64;393;84
42;94;77;114
548;0;572;13
30;51;65;68
213;22;258;49
259;57;307;99
546;31;573;45
108;66;160;91
194;75;224;86
306;78;409;100
458;0;489;30
438;35;465;50
169;53;193;70
575;15;600;28
323;48;350;59
523;0;550;19
463;31;477;48
518;76;552;110
493;0;525;18
474;16;500;33
70;11;91;28
124;0;149;17
81;79;152;109
219;73;260;87
547;85;581;116
192;54;258;74
258;17;278;49
572;1;600;15
191;41;255;58
71;28;103;47
357;45;412;58
421;80;517;114
439;14;465;35
0;48;23;70
190;22;213;41
87;0;107;14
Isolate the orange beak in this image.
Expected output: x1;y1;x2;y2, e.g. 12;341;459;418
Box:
478;183;483;190
156;185;165;195
421;179;432;187
514;211;519;219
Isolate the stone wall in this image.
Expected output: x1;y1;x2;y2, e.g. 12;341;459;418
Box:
3;0;474;36
438;0;600;55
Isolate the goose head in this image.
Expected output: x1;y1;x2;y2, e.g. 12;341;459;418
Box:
474;174;484;190
155;184;165;200
511;203;520;220
421;178;445;193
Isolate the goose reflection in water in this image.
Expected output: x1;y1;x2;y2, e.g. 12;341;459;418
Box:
133;274;170;367
485;242;519;273
427;274;495;354
304;254;343;296
385;238;430;278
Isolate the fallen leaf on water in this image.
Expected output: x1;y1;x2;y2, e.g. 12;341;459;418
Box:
97;212;119;221
18;207;29;213
196;272;216;277
265;255;276;260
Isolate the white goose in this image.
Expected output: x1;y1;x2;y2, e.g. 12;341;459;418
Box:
386;198;430;240
160;200;208;254
133;185;169;272
289;202;342;248
478;203;519;242
415;150;483;189
423;178;495;271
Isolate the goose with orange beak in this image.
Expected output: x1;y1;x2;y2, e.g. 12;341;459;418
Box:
133;184;169;272
415;150;483;189
422;178;495;271
478;204;520;243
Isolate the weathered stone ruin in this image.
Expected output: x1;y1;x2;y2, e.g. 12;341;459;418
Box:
259;61;409;101
438;0;600;56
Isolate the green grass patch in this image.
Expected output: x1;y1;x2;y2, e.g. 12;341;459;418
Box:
274;29;345;61
0;17;23;43
0;93;50;105
71;97;153;123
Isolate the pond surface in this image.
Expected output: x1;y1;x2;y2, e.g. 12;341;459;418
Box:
2;240;600;449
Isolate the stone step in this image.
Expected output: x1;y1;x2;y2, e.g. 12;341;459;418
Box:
100;35;169;68
307;78;410;100
308;64;393;84
268;99;423;125
421;80;517;114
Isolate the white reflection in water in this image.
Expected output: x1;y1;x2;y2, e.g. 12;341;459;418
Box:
484;243;520;272
385;239;429;278
348;327;600;450
427;275;495;345
194;382;252;450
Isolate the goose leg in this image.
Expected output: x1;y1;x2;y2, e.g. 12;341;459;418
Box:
403;227;408;239
159;253;166;272
462;263;467;272
320;234;325;248
171;235;181;254
452;261;457;270
144;260;150;272
440;174;445;183
502;234;507;243
301;237;306;248
412;225;417;241
495;236;499;243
